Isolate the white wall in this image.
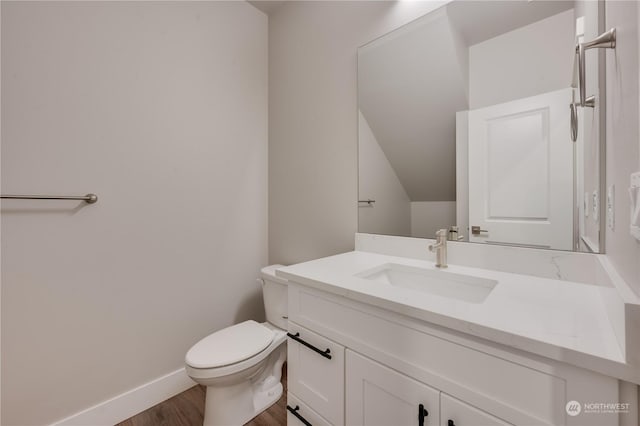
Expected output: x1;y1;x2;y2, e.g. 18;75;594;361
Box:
1;2;267;425
358;111;411;237
468;9;575;109
410;201;456;239
605;0;640;296
604;0;640;410
268;0;448;265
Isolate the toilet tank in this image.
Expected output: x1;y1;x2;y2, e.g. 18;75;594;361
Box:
260;265;288;330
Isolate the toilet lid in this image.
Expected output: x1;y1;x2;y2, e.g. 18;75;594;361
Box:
185;320;274;369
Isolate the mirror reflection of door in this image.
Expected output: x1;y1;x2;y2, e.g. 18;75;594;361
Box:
357;0;604;253
466;89;574;251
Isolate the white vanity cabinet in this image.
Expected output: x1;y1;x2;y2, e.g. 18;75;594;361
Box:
346;350;440;426
286;282;620;426
346;350;510;426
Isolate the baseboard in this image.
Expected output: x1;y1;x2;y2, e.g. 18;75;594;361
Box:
51;368;195;426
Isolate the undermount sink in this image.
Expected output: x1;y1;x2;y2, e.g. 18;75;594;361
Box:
356;263;497;304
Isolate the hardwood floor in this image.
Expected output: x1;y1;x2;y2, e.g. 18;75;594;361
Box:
117;365;287;426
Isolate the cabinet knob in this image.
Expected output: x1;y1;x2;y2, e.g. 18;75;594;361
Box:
418;404;429;426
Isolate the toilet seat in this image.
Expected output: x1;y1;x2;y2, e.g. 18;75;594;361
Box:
186;320;274;369
185;325;286;380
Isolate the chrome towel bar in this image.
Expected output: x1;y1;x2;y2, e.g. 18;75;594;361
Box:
1;193;98;204
576;28;616;107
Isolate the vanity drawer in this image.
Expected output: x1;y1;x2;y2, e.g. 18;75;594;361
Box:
287;392;333;426
287;322;345;425
441;393;512;426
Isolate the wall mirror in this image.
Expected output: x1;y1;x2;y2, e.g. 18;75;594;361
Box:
358;0;605;252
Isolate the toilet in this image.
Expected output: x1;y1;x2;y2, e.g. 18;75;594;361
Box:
185;265;288;426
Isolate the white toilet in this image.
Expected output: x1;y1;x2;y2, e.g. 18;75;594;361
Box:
185;265;288;426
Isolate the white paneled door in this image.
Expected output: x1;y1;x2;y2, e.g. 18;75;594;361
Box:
468;88;574;250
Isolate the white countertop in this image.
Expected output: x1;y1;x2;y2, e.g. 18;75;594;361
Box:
277;251;640;383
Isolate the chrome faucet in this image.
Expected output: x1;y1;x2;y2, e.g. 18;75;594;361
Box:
428;229;448;268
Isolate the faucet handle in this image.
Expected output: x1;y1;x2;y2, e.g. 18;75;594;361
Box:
435;229;448;238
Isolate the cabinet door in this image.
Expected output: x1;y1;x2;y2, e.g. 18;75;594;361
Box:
346;350;439;426
441;393;512;426
288;322;345;425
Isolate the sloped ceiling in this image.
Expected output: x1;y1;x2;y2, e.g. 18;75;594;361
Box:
358;7;468;202
358;0;575;202
447;0;574;45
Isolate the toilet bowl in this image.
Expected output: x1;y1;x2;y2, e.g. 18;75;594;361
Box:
185;265;288;426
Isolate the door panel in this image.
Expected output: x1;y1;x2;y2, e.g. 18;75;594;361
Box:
468;88;573;250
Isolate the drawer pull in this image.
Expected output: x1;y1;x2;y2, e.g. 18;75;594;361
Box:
448;420;455;426
418;404;429;426
287;404;312;426
287;332;332;360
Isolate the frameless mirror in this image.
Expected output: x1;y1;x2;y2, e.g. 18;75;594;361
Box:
358;0;605;252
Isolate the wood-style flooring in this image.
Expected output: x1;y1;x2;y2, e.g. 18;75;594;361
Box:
117;365;287;426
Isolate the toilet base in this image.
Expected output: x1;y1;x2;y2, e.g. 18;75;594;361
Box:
202;381;283;426
252;380;283;416
202;342;286;426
